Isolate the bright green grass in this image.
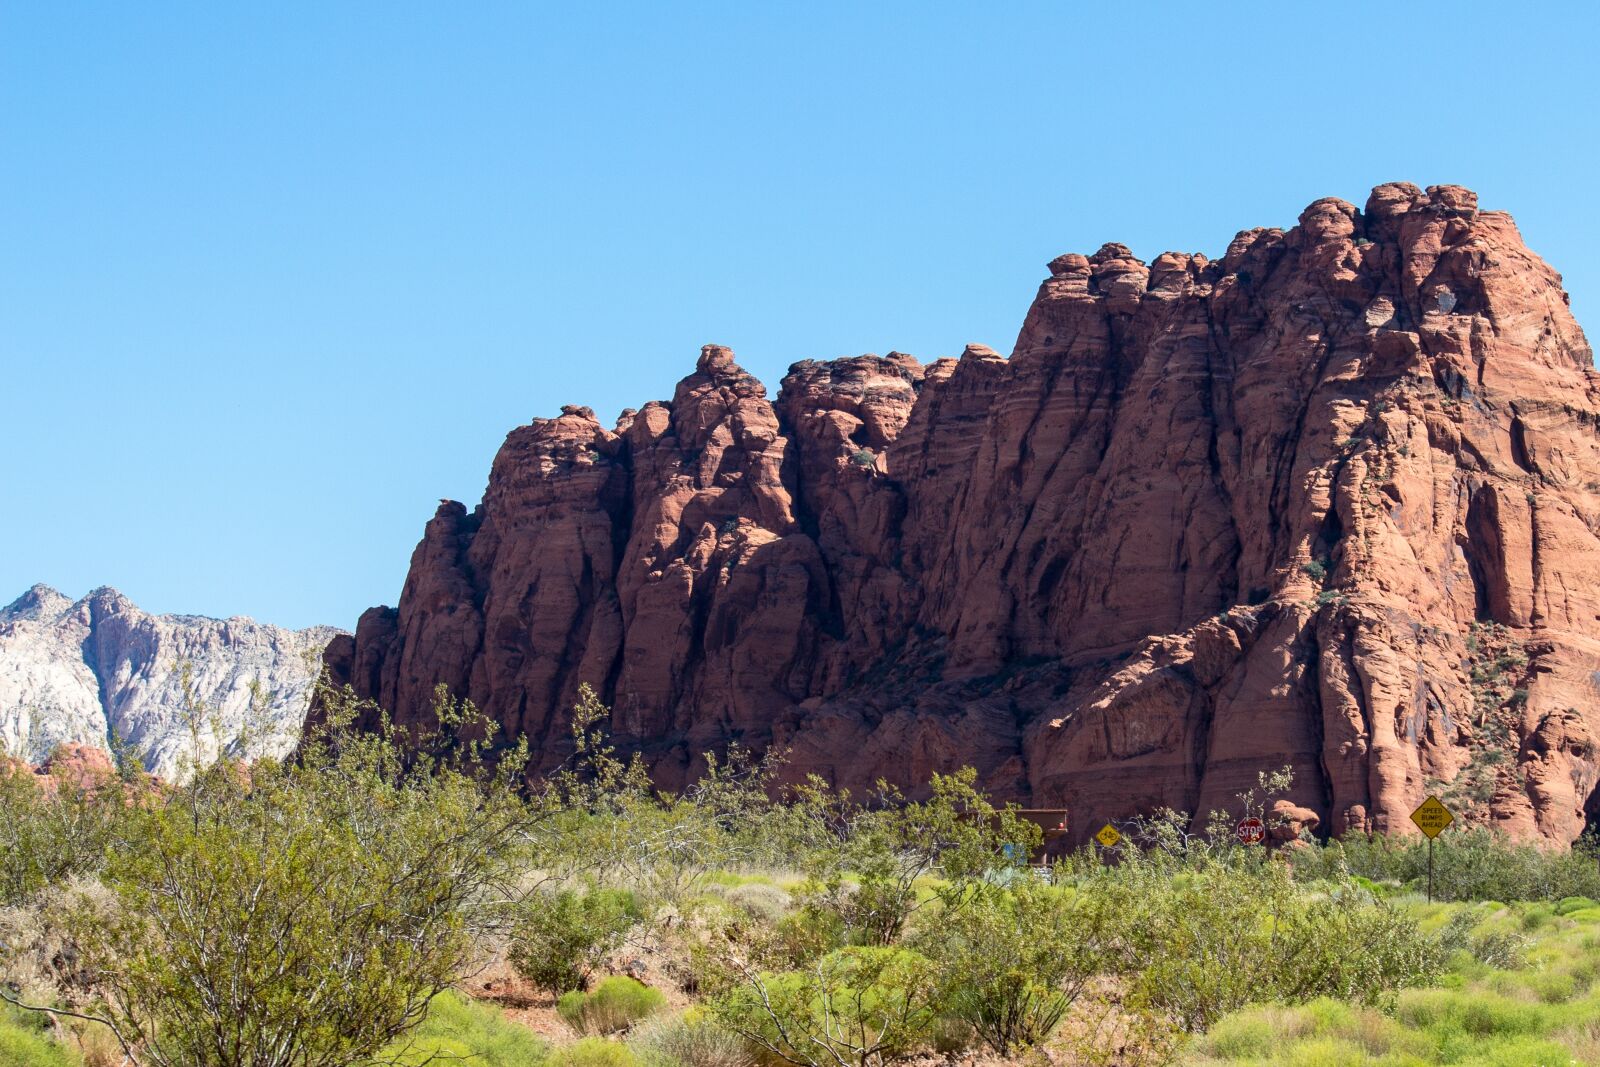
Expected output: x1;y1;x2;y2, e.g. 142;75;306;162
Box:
1186;901;1600;1066
382;990;548;1066
0;991;543;1067
0;1005;80;1067
699;867;805;890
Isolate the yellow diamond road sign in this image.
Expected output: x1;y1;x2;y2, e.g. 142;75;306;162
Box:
1411;796;1455;839
1095;823;1121;848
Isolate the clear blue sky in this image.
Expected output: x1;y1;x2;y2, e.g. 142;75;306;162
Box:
4;3;1597;630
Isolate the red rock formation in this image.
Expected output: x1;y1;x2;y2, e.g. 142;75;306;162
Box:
2;741;119;795
322;184;1600;845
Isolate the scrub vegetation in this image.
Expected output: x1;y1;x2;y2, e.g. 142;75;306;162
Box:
2;682;1598;1066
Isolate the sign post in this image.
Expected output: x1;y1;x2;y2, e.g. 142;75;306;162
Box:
1410;796;1455;902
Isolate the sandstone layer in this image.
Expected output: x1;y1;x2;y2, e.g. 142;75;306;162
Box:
324;184;1600;845
1;585;340;779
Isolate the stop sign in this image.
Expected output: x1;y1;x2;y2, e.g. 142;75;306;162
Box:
1236;816;1265;846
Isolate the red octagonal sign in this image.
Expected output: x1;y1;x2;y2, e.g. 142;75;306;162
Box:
1236;816;1265;846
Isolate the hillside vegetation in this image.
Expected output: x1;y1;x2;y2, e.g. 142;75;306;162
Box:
2;682;1598;1066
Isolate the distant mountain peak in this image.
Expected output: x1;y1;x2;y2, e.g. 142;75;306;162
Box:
1;584;346;778
80;585;135;615
1;584;73;623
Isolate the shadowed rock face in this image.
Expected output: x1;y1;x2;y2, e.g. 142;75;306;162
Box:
322;184;1600;845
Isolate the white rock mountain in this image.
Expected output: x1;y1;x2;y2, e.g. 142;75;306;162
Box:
0;585;342;779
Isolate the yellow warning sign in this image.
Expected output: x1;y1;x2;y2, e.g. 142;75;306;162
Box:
1095;823;1122;848
1411;796;1455;839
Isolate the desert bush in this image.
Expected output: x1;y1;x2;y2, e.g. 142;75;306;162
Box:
628;1012;752;1067
1300;829;1600;902
510;886;645;994
919;882;1115;1055
559;976;668;1035
1100;860;1444;1032
1556;895;1598;915
0;876;118;1005
1437;910;1532;969
13;683;539;1067
0;754;129;907
710;946;937;1067
536;686;782;908
781;769;1039;947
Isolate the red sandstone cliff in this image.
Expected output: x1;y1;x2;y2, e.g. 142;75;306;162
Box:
323;183;1600;845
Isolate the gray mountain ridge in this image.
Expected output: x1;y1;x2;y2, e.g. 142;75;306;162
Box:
0;584;343;779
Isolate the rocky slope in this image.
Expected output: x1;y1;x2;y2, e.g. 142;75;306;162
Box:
323;183;1600;845
1;585;340;779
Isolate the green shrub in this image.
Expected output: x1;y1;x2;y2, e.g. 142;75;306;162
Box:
924;1017;977;1057
559;977;667;1035
711;946;936;1067
1195;1008;1279;1058
549;1036;639;1067
1100;862;1443;1032
767;891;849;966
51;684;537;1067
0;753;129;907
1295;831;1600;903
919;883;1113;1055
1395;986;1551;1037
1555;896;1597;916
510;887;645;995
780;769;1039;947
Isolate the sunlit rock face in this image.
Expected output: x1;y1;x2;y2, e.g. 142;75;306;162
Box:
1;585;340;779
322;184;1600;846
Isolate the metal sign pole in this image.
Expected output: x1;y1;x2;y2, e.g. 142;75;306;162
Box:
1428;835;1434;904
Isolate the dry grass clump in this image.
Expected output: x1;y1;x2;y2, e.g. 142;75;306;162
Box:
628;1013;753;1067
